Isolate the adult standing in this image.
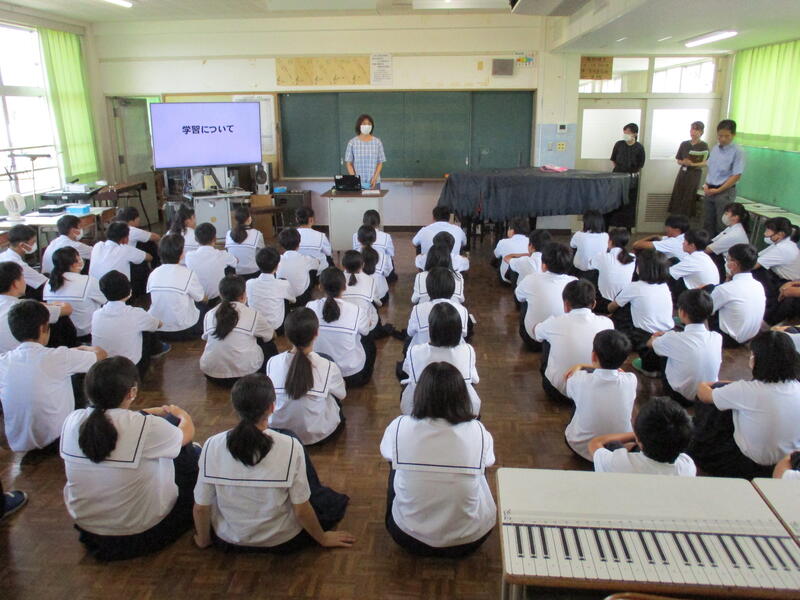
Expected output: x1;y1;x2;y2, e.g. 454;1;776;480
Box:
344;114;386;190
669;121;709;217
703;119;745;236
608;123;646;229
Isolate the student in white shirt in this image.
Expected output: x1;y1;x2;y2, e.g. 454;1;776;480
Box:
693;330;800;479
42;215;93;274
200;275;275;387
167;203;198;260
589;397;696;476
247;246;296;334
88;221;150;283
504;229;552;289
534;279;614;402
412;205;467;257
115;206;160;295
225;207;265;279
307;267;375;388
93;270;166;377
0;224;48;299
44;247;106;342
770;279;800;327
632;214;690;262
411;245;466;305
589;227;635;314
649;289;722;406
709;243;765;347
570;209;608;279
268;308;347;445
406;267;470;351
0;301;105;453
357;225;392;302
185;222;238;305
381;362;495;557
773;451;800;480
61;356;199;561
668;229;720;300
706;202;749;281
296;206;333;267
147;234;206;341
493;217;530;284
352;209;396;282
755;216;800;323
277;227;319;305
341;250;381;335
193;374;353;553
515;242;576;351
415;231;470;273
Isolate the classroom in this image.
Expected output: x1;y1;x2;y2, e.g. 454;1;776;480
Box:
1;1;800;598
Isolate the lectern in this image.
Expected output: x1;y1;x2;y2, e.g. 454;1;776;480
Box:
320;189;389;253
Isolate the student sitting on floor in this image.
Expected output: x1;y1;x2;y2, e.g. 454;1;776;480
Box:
276;228;320;306
588;227;635;314
773;451;800;480
193;374;353;553
412;205;467;257
351;209;395;281
115;207;160;292
225;207;265;280
493;217;530;284
61;356;199;561
564;329;636;461
401;302;480;416
247;247;295;334
88;221;150;284
267;308;347;446
296;206;333;267
167;203;198;261
588;397;696;476
341;250;381;334
632;214;690;261
0;224;50;299
42;215;92;274
648;289;722;407
533;279;614;403
754;217;800;324
380;362;495;558
570;209;608;280
147;234;206;342
358;225;392;302
0;300;105;453
692;330;800;479
411;244;466;305
667;229;719;300
92;270;166;377
406;267;470;350
185;222;238;306
504;229;552;288
706;202;749;281
515;242;577;352
709;243;765;347
307;267;375;388
200;275;275;388
415;231;470;273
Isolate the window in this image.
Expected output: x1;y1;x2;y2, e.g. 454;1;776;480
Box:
579;58;649;94
0;24;61;200
649;108;711;159
580;108;642;159
652;57;716;93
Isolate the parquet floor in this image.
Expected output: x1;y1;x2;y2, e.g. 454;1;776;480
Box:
0;232;751;600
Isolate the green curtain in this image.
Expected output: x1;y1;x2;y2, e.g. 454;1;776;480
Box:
38;28;99;182
730;38;800;151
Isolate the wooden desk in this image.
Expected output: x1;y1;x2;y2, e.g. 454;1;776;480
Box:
320;189;388;252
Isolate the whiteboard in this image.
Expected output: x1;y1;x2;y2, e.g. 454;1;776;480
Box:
233;94;276;156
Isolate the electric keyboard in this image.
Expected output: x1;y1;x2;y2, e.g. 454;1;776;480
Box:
497;468;800;599
754;478;800;542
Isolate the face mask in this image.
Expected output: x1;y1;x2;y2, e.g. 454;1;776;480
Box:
764;236;774;246
623;134;634;143
24;242;37;255
360;124;372;135
721;214;731;227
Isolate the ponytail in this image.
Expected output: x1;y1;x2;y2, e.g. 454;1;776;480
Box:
79;407;119;463
342;250;363;286
49;246;79;292
357;225;379;275
169;204;194;236
319;267;345;323
284;308;319;399
227;374;275;466
609;227;634;265
213;275;245;340
231;207;251;244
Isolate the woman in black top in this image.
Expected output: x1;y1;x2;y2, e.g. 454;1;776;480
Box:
668;121;710;216
608;123;646;228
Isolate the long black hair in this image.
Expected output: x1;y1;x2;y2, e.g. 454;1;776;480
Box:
213;275;246;340
169;204;194;236
320;267;345;323
357;225;379;275
49;246;80;292
723;202;750;233
750;330;800;383
764;217;800;243
411;362;474;423
230;207;251;244
608;227;634;265
79;357;140;463
582;209;605;233
424;244;454;272
227;374;275;467
342;250;363;286
284;308;319;400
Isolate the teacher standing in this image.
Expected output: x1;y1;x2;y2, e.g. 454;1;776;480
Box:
668;121;709;217
608;122;646;229
345;114;386;190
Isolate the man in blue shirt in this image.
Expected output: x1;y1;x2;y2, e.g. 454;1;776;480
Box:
703;119;745;236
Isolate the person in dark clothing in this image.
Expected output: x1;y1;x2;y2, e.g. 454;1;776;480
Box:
607;123;646;229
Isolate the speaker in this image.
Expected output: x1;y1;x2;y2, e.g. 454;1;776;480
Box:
253;162;272;195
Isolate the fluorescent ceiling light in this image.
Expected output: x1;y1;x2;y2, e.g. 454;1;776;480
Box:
657;36;672;42
685;30;737;48
101;0;133;7
412;0;508;9
615;37;627;42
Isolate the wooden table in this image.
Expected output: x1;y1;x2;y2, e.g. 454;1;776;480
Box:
320;188;388;252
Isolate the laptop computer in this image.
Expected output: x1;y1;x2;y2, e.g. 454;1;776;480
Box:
334;174;362;192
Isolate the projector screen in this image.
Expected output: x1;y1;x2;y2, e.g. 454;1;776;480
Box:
150;102;262;169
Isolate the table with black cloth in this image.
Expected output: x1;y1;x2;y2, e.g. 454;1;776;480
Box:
437;168;631;222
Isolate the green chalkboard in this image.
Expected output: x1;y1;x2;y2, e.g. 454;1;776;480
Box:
280;93;339;178
737;146;800;212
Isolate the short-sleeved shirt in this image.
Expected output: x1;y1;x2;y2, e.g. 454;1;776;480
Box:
0;248;48;289
652;233;688;260
92;300;161;364
706;143;745;186
610;140;646;173
344;136;386;185
669;250;720;289
246;273;296;331
146;264;205;332
494;234;529;281
224;229;265;276
515;271;577;338
675;139;709;167
0;295;60;353
42;235;92;274
708;223;749;257
44;272;106;337
710;272;765;344
593;448;696;476
570;231;609;272
185;246;238;300
758;238;800;281
200;302;274;379
589;248;635;302
652;324;722;401
615;281;674;333
88;240;146;281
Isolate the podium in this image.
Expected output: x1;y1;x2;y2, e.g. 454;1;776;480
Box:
321;189;389;252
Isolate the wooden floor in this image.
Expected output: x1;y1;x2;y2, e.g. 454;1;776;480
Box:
0;232;752;600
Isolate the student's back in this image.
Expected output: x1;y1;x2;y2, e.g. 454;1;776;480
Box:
147;235;204;332
185;223;237;300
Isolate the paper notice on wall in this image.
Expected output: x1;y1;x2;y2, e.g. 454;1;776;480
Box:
233;94;276;155
371;53;393;86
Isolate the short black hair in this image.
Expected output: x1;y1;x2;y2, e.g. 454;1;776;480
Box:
362;209;381;228
106;221;130;244
428;302;462;347
636;249;670;284
684;229;710;251
677;289;713;323
426;266;455;300
432;206;450;222
159;233;184;264
623;123;639;135
727;243;757;272
411;362;474;424
278;227;300;251
57;215;81;236
593;329;630;369
431;231;455;253
541;242;572;275
194;222;216;245
355;113;374;135
508;217;530;236
563;279;595;309
256;246;281;273
717;119;736;134
529;229;552;251
764;217;796;240
634;397;692;464
115;206;139;223
664;214;690;233
691;121;705;132
0;261;23;293
99;270;131;301
8;299;49;342
582;210;605;234
8;225;36;246
296;206;314;225
751;330;800;383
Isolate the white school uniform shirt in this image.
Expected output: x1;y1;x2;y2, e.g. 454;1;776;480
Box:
200;302;273;379
185;245;238;300
126;225;152;246
400;342;480;416
787;331;800;354
415;252;470;273
246;273;296;331
61;409;183;536
495;234;529;282
652;233;688;260
297;227;332;262
225;229;265;275
146;264;204;332
652;324;722;401
42;235;92;274
593;448;697;476
712;380;800;466
175;226;198;264
534;308;614;395
277;250;319;299
515;271;577;339
43;272;106;337
711;272;765;344
0;342;96;452
368;247;393;299
0;295;60;353
194;429;309;547
0;248;47;289
509;252;543;281
91;300;161;364
570;231;609;272
88;240;146;281
565;369;637;461
341;271;380;331
411;270;465;305
380;416;496;548
783;469;800;480
352;229;395;257
589;248;636;302
407;298;469;348
708;223;748;257
412;221;467;256
758;237;800;281
307;298;370;377
615;281;674;333
267;351;346;445
669;250;720;289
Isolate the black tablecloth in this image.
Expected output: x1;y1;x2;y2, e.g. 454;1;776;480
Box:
437;168;631;221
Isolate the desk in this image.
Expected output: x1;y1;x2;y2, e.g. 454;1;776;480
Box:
320;189;388;252
185;191;252;241
735;197;800;249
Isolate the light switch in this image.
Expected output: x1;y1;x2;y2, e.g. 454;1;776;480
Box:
556;142;567;151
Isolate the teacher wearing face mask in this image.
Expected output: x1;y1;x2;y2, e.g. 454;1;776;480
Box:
345;114;386;190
